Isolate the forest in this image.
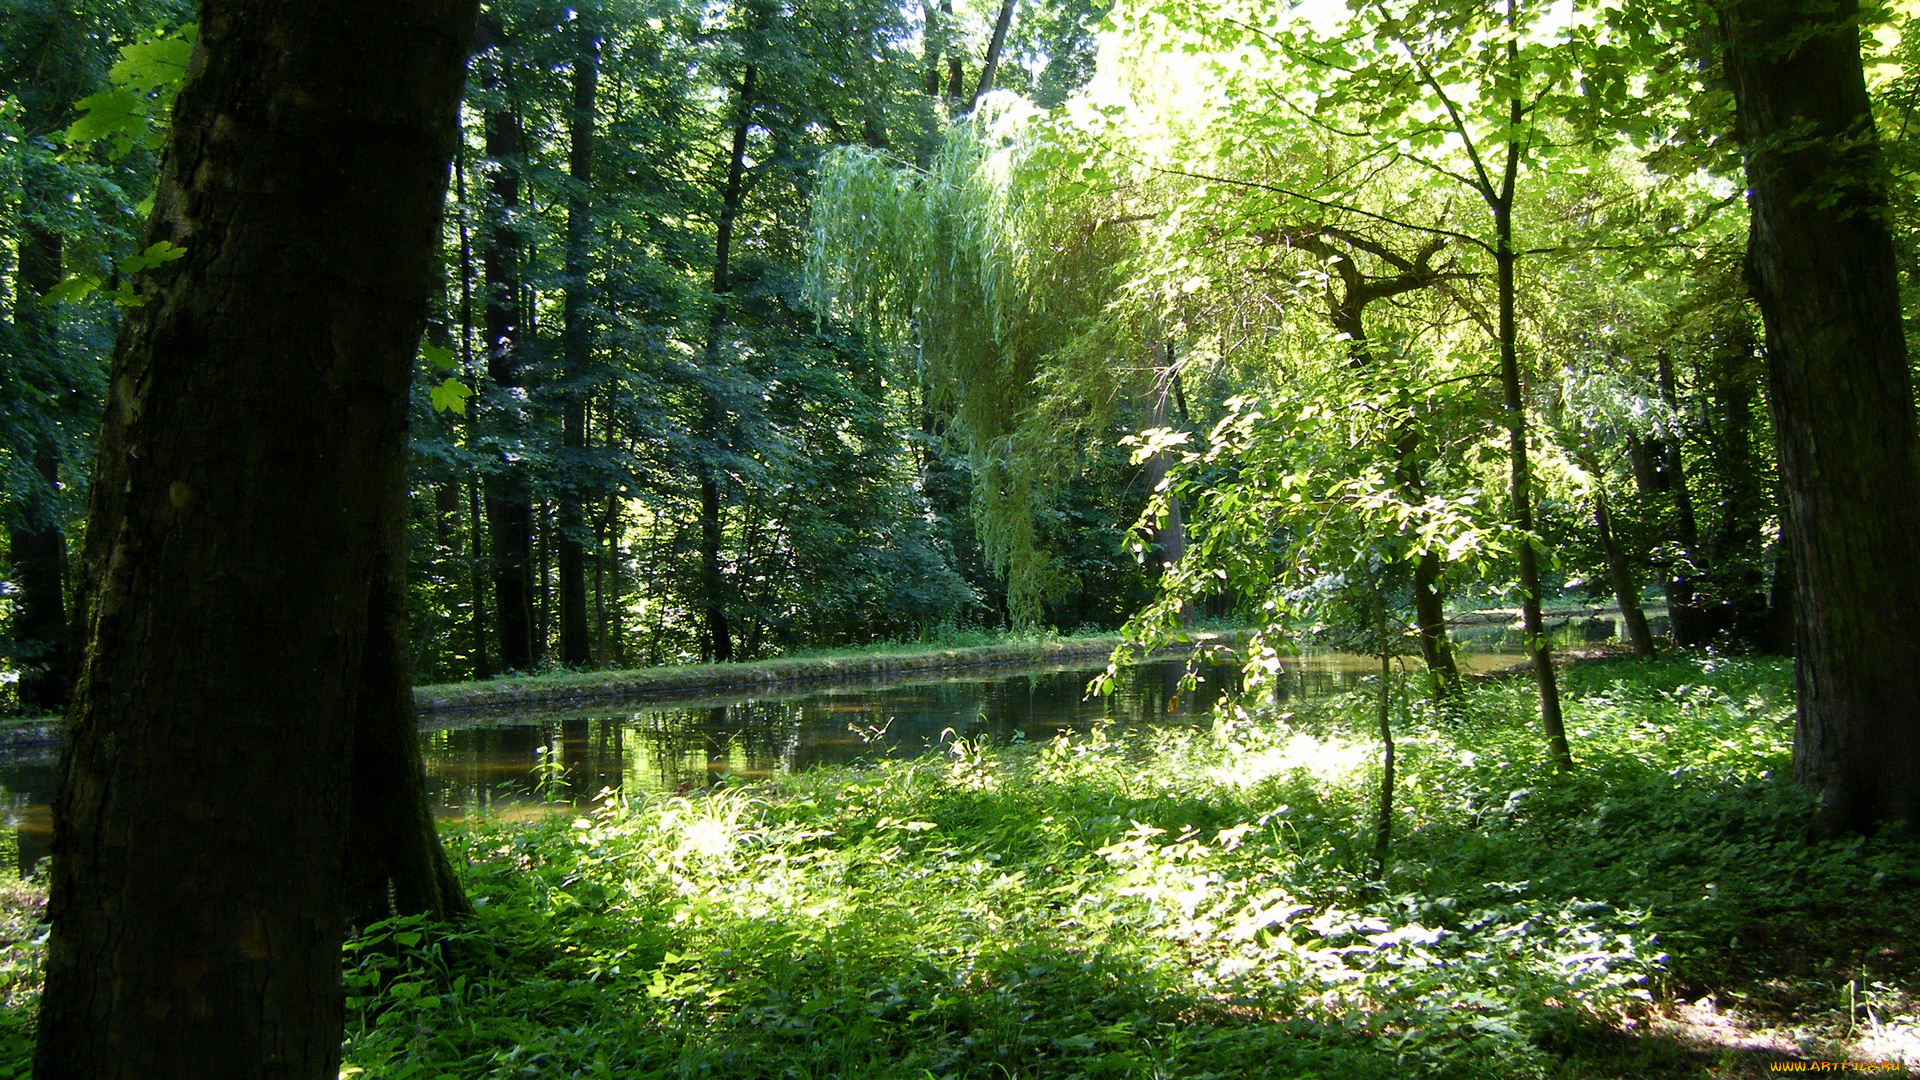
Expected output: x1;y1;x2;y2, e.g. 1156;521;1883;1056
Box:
2;0;1920;1075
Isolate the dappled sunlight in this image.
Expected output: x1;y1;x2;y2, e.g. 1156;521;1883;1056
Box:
1203;729;1373;789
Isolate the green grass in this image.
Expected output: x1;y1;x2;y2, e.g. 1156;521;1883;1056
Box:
2;654;1915;1077
337;653;1919;1078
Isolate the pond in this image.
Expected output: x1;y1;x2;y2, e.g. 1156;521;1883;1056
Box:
0;649;1517;877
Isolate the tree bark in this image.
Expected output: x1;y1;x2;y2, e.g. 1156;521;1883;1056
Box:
481;23;536;672
558;14;598;667
1724;0;1920;832
33;3;475;1076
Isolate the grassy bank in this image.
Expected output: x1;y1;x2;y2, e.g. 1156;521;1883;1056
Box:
2;655;1915;1077
411;630;1153;715
346;654;1914;1078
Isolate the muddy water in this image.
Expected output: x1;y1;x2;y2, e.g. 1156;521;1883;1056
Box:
0;650;1507;876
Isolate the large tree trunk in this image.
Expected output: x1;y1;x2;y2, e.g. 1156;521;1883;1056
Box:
558;14;598;667
1724;0;1920;832
480;23;536;672
33;3;475;1076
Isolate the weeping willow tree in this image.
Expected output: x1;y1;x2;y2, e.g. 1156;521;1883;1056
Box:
807;99;1159;623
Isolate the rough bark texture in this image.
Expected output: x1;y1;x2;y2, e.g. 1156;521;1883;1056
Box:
1724;0;1920;832
558;15;599;668
481;26;536;672
32;3;474;1076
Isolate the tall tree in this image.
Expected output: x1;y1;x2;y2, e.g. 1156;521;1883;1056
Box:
33;1;475;1075
478;14;537;671
558;6;599;667
1;2;97;712
1723;0;1920;831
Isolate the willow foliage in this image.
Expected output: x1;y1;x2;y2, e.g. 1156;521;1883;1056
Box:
807;100;1151;623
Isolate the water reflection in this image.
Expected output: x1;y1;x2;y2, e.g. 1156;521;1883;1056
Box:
0;649;1516;876
421;658;1246;817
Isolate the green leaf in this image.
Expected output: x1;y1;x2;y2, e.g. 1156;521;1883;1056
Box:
39;274;101;306
120;241;187;275
421;342;457;372
429;377;473;416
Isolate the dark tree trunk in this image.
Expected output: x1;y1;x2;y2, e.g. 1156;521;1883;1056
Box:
558;15;597;667
698;63;755;664
1724;0;1920;832
481;31;535;672
7;78;79;712
6;431;69;712
455;133;492;679
1593;481;1658;659
1655;351;1709;646
969;0;1018;111
33;4;474;1076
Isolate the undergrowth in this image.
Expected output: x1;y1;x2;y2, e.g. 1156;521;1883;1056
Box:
338;654;1920;1079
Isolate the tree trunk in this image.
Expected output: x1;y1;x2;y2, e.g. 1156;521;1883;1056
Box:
1593;481;1658;659
1724;0;1920;832
1655;350;1709;646
6;78;79;713
33;4;475;1076
481;30;535;672
558;14;597;667
6;432;69;712
1306;233;1460;696
969;0;1018;112
698;63;755;664
1492;124;1570;769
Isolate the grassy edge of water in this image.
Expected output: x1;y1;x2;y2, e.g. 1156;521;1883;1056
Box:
358;653;1916;1079
1;653;1918;1077
413;631;1235;716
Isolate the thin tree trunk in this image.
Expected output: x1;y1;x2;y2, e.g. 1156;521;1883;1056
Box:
34;4;475;1075
1374;597;1394;880
1306;233;1460;696
1592;481;1657;659
456;131;491;680
1655;350;1707;645
1491;84;1570;770
481;34;535;672
558;13;597;667
1724;0;1920;832
7;217;72;714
